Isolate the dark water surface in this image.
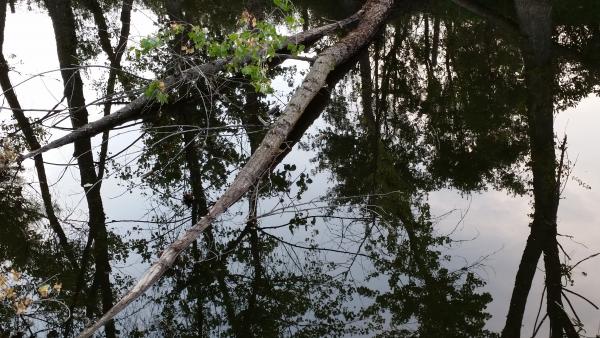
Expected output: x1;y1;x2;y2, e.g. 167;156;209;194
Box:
1;0;600;337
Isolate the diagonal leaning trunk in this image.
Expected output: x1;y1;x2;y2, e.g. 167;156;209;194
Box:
77;0;395;336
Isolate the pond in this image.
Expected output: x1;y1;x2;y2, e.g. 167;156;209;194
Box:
1;0;599;337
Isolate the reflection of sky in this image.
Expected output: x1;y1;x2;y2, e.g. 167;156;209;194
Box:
3;6;600;337
2;6;156;217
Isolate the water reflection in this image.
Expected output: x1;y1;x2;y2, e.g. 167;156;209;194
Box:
0;0;599;337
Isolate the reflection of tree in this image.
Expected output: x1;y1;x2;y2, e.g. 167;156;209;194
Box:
0;142;72;334
2;0;600;335
128;20;367;335
309;38;495;336
42;0;137;335
0;157;41;271
503;1;576;337
332;11;531;195
441;0;600;336
0;0;77;269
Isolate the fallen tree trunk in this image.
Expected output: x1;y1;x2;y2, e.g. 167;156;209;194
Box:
77;0;394;336
20;10;364;161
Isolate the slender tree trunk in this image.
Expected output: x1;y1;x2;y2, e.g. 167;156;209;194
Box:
44;0;116;336
502;234;543;337
89;0;134;181
431;17;440;67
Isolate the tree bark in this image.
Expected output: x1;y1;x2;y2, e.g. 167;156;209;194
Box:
77;0;395;336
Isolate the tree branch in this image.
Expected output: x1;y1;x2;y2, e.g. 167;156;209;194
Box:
20;10;364;161
76;1;394;336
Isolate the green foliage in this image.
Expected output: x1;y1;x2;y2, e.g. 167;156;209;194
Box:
144;80;169;104
134;0;305;97
273;0;292;12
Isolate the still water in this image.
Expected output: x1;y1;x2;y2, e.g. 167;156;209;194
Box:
1;0;600;337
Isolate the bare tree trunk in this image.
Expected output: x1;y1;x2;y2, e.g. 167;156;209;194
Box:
502;234;543;337
44;0;116;336
445;1;576;336
77;1;395;336
431;17;440;67
84;0;134;181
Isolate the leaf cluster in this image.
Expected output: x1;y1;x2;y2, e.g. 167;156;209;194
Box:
133;0;305;98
